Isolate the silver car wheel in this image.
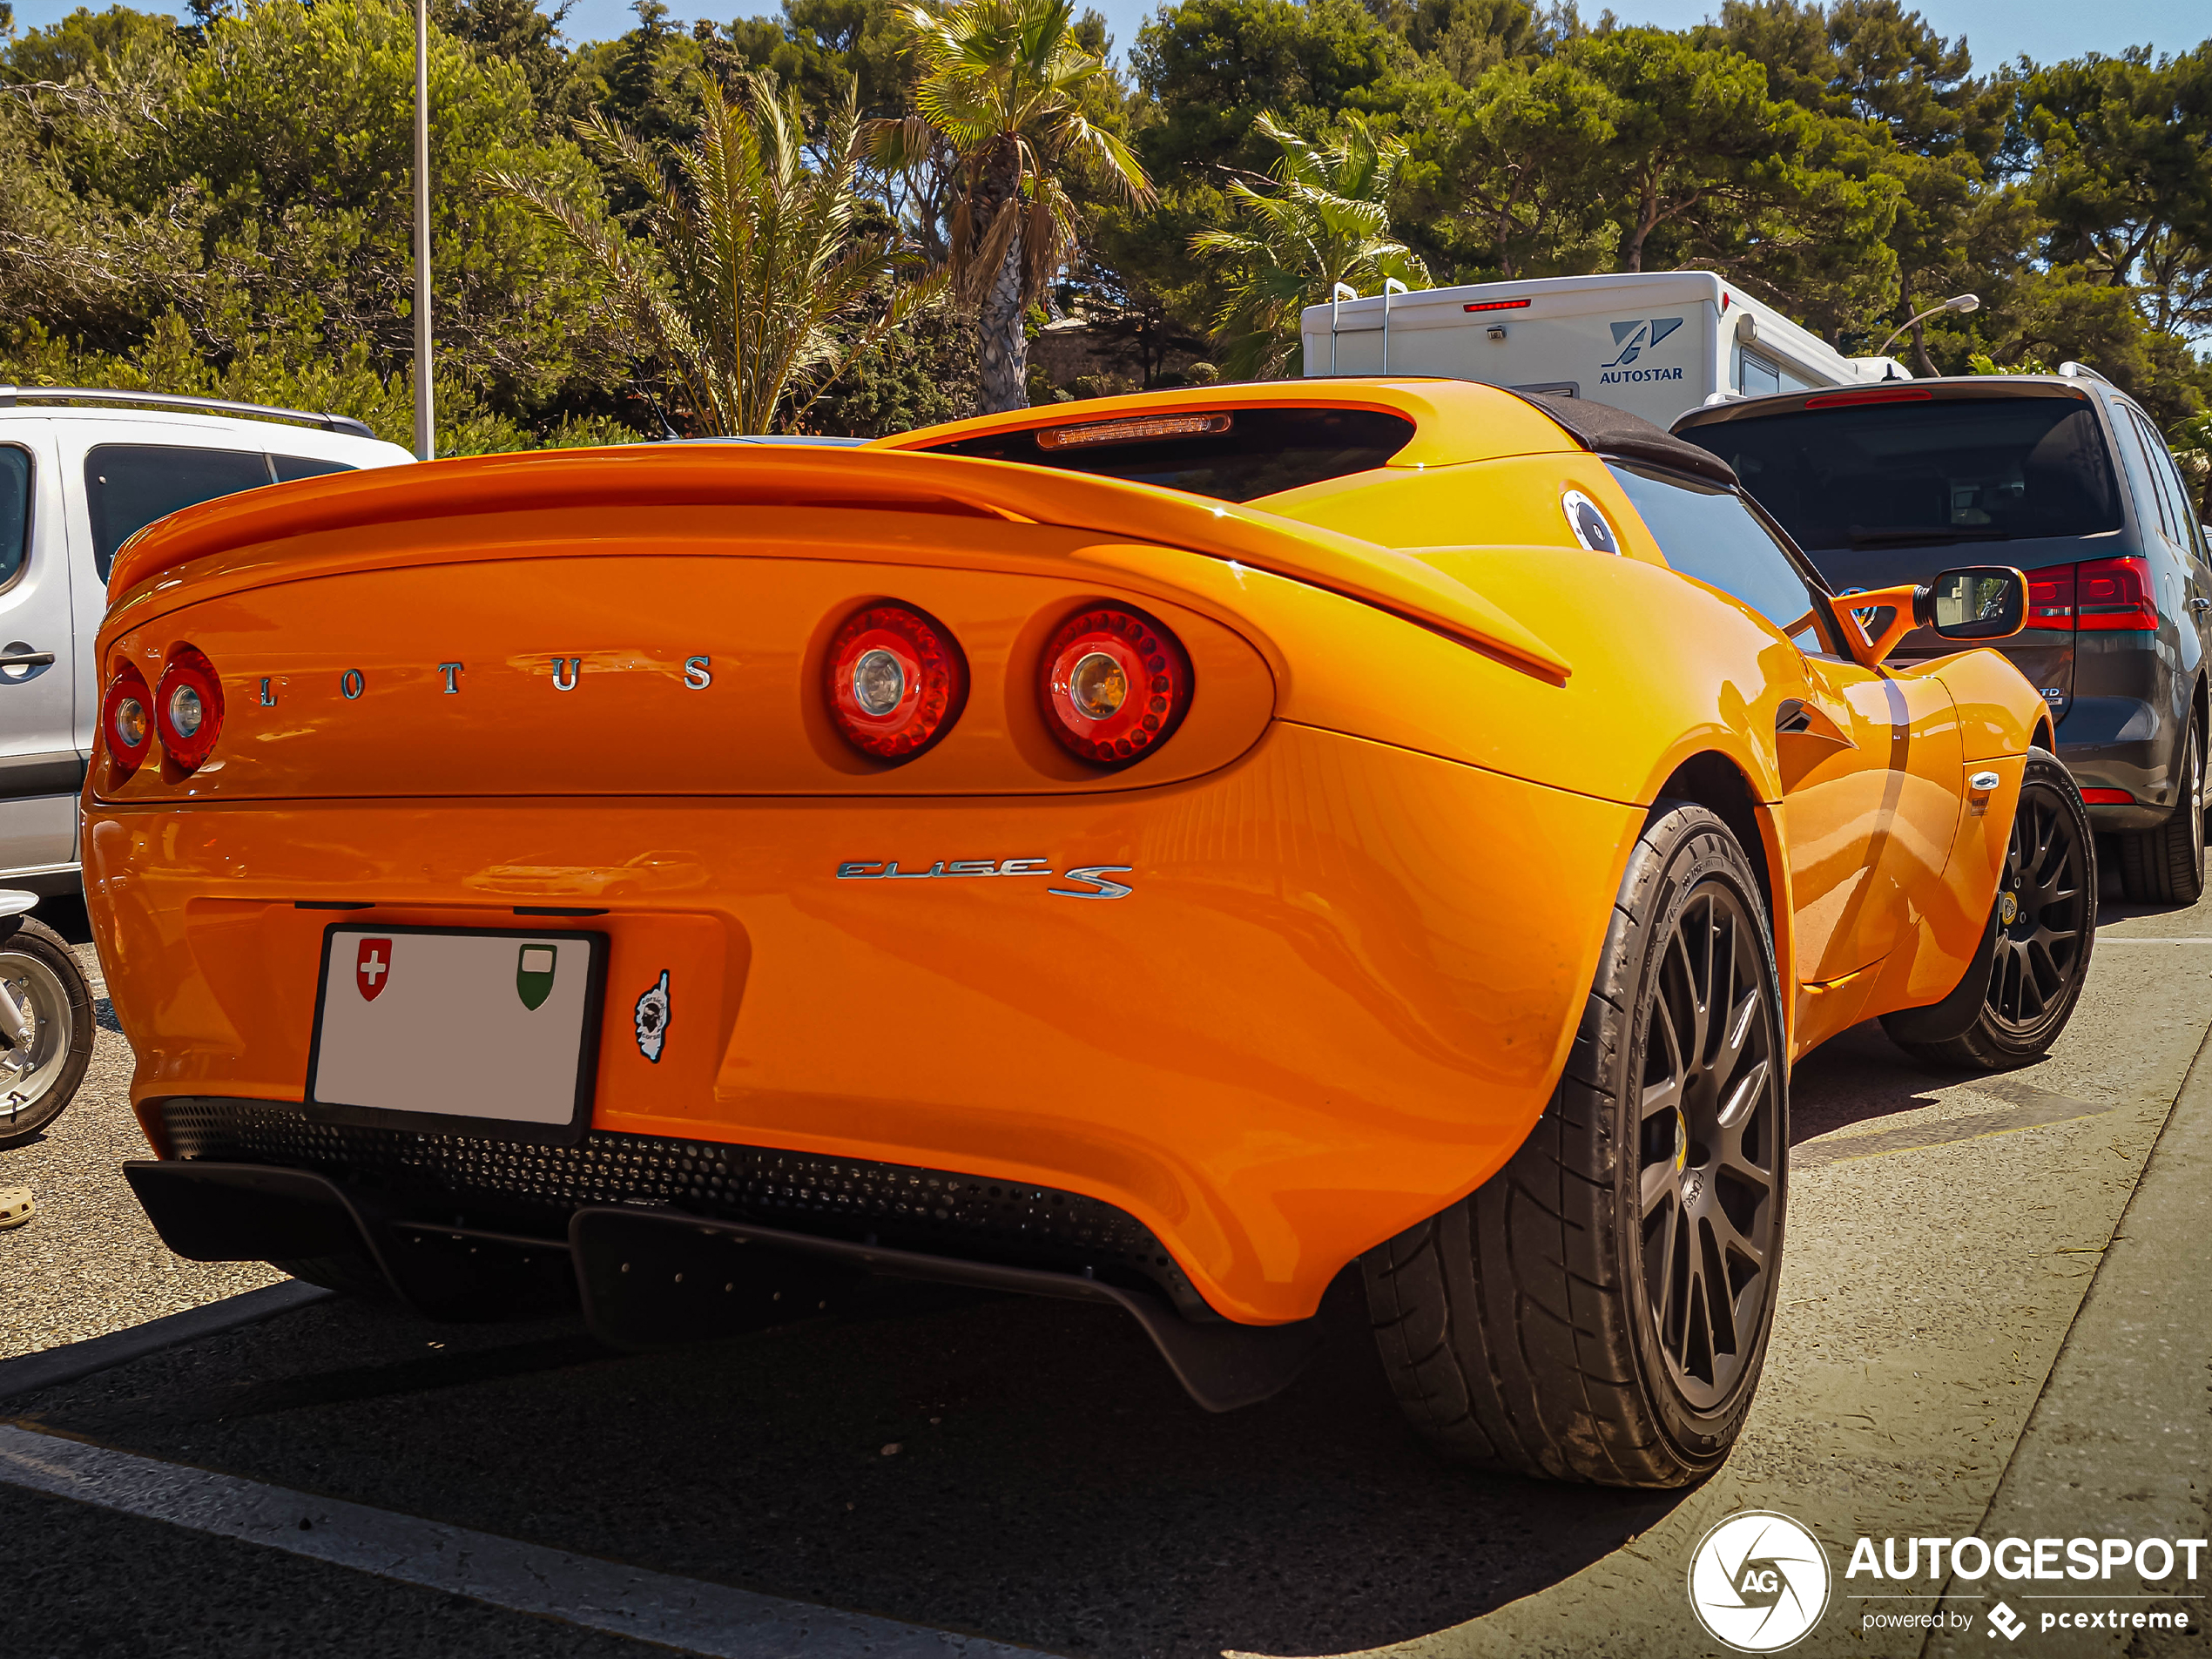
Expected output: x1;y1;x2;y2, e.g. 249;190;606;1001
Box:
0;948;78;1125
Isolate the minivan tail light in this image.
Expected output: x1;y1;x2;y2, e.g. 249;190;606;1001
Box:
154;644;224;771
825;603;967;760
101;664;155;772
2074;556;2157;631
1040;606;1194;765
2023;563;2075;624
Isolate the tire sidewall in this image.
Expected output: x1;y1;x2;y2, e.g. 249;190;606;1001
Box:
1615;808;1790;1473
1973;750;2097;1061
0;914;96;1148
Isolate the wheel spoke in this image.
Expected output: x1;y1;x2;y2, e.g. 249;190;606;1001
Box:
1640;1157;1676;1217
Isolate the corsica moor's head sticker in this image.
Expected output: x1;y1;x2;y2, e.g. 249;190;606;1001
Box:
634;970;671;1062
1687;1510;1831;1652
1562;489;1620;554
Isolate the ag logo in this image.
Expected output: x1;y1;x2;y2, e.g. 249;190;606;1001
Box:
1686;1510;1831;1652
1603;316;1683;368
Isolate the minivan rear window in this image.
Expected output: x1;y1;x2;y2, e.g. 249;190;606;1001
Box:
0;447;28;590
1680;395;2122;555
918;407;1416;503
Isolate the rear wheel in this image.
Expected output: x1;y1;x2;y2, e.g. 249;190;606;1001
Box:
1363;804;1785;1487
2117;711;2205;905
0;916;95;1150
1890;749;2094;1070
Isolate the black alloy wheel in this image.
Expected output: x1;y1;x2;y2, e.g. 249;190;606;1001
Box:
1989;777;2093;1034
1635;883;1782;1412
1889;750;2096;1070
1362;804;1785;1487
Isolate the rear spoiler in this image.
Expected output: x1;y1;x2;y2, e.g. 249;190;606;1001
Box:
109;445;1572;685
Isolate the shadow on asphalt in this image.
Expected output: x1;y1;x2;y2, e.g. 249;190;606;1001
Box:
17;1270;1688;1658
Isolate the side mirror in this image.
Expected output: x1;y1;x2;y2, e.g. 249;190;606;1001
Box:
1919;565;2027;642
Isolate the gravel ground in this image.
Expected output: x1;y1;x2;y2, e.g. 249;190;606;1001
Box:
0;940;282;1361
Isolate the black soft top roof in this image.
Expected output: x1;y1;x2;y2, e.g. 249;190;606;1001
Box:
1514;390;1740;489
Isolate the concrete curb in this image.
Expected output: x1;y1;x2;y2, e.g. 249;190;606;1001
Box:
1922;1026;2212;1656
0;1280;332;1402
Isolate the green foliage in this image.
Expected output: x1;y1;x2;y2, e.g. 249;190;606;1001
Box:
499;72;936;433
1191;110;1429;377
3;0;2208;449
873;0;1151;411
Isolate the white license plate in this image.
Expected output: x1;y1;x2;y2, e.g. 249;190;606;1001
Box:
307;927;606;1138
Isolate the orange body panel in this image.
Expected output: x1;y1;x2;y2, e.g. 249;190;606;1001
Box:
85;377;2051;1326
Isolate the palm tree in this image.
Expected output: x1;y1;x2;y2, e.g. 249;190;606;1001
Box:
1191;112;1432;380
496;74;934;435
873;0;1151;414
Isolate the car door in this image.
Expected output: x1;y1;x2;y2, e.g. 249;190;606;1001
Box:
0;421;83;878
1607;462;1963;986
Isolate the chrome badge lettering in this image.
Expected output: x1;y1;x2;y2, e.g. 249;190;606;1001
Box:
835;858;1133;898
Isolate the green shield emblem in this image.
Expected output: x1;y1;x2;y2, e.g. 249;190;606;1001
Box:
516;944;557;1010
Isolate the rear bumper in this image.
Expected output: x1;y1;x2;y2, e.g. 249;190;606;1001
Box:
87;721;1643;1325
2056;696;2179;830
124;1143;1324;1412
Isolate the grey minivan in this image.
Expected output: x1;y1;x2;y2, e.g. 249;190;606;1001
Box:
1676;367;2211;902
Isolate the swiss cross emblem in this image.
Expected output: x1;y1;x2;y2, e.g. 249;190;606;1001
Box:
355;938;393;1001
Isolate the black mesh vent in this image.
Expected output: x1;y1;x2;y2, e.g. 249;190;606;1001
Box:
158;1098;1198;1309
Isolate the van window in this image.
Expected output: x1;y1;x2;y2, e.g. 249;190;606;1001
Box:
2128;409;2195;549
1680;395;2122;561
1738;351;1782;398
1608;462;1834;652
2140;421;2210;560
0;447;28;590
84;444;274;580
273;454;355;482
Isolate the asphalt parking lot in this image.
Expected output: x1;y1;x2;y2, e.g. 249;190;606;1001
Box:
2;867;2207;1659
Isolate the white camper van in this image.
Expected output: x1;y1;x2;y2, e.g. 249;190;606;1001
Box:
1299;271;1910;428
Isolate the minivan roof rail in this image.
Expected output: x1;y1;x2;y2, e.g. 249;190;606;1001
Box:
0;385;379;442
2057;361;2112;387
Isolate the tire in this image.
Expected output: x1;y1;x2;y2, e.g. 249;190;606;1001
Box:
271;1254;394;1301
0;915;96;1150
1363;804;1786;1487
2118;710;2205;905
1887;748;2095;1070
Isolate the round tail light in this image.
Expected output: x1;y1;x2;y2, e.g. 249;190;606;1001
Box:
101;664;155;772
1040;605;1193;765
154;644;224;771
826;604;967;759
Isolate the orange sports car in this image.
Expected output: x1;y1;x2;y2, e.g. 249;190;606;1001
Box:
89;380;2089;1488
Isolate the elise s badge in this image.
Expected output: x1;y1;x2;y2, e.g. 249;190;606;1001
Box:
835;858;1135;900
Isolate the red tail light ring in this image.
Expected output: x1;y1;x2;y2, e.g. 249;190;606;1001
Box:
1041;606;1194;765
101;663;155;772
154;644;224;771
826;604;968;760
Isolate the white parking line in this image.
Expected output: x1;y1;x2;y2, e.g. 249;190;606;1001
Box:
2094;937;2212;942
0;1425;1037;1658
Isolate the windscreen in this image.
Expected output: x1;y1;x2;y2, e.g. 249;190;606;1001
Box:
1680;395;2122;558
918;407;1416;503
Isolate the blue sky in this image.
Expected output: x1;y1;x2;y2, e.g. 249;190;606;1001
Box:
9;0;2202;71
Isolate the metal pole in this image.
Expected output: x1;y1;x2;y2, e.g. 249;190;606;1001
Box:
413;0;434;460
